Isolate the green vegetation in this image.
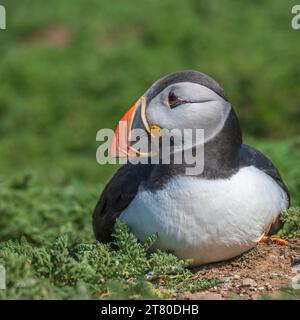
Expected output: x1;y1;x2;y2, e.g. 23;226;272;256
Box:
0;214;219;299
0;0;300;187
279;207;300;239
0;0;299;299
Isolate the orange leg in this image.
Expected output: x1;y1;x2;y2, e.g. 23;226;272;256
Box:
269;237;289;246
259;235;288;246
259;235;271;245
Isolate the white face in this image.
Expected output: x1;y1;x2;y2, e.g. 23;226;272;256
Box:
146;82;231;143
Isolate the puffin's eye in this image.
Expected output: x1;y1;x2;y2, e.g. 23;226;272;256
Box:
168;91;183;109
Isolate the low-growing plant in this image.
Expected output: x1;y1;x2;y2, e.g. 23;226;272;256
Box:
278;207;300;239
0;219;219;299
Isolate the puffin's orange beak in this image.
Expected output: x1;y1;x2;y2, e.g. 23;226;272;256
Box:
110;103;137;157
110;96;150;158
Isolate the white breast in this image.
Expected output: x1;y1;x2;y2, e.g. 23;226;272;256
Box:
119;166;289;265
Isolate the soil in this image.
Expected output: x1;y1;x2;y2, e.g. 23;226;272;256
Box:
177;238;300;300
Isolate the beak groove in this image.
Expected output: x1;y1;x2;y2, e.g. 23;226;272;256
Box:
110;96;152;158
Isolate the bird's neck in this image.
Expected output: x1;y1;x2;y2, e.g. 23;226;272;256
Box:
201;108;242;179
143;108;242;189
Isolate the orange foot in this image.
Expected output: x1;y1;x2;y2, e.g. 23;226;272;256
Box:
270;237;289;246
259;236;288;246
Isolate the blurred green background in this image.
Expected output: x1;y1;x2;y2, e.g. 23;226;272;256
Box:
0;0;299;198
0;0;300;299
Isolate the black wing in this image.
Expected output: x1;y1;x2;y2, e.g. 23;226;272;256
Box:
93;163;154;243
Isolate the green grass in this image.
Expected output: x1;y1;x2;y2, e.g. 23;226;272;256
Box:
0;214;219;299
0;0;300;299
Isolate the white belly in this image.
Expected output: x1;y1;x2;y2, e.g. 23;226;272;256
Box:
119;166;289;265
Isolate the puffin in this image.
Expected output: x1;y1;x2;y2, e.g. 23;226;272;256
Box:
93;70;290;266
